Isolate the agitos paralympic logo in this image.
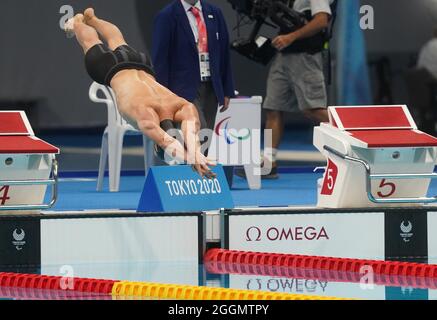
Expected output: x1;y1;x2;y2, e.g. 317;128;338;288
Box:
215;117;251;145
246;226;329;242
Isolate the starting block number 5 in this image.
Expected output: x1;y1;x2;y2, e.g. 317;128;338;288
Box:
320;161;397;199
0;186;10;205
321;160;338;196
377;179;396;198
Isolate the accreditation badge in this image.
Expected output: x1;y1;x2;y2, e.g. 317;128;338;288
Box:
199;52;211;79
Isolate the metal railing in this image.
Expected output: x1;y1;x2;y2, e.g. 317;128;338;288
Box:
0;158;58;211
323;146;437;204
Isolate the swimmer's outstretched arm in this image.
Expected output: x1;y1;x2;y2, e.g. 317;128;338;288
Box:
139;117;214;178
175;102;216;179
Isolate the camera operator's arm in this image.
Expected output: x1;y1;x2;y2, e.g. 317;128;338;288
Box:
272;13;330;51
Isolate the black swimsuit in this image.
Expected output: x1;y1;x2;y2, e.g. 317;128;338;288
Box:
84;44;155;86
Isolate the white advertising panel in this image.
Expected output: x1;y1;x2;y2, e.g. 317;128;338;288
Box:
428;211;437;259
228;212;385;259
41;215;201;265
428;289;437;301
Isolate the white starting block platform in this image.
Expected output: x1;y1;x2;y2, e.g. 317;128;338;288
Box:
314;105;437;208
0;111;59;213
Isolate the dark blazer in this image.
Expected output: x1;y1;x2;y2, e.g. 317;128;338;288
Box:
152;0;235;106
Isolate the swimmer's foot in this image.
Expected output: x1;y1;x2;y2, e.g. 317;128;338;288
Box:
64;14;84;38
84;8;97;24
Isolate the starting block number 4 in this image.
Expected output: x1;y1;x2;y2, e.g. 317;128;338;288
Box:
137;165;235;213
0;186;10;205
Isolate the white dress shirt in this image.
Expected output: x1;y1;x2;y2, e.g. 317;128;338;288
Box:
293;0;333;15
181;0;205;43
418;38;437;80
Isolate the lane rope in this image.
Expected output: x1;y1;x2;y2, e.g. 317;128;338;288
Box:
0;272;347;300
111;281;345;300
205;259;437;290
204;249;437;280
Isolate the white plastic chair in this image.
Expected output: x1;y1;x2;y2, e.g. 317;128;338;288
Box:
89;82;155;192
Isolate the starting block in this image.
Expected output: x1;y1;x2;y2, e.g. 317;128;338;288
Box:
0;111;59;212
137;165;234;213
314;105;437;208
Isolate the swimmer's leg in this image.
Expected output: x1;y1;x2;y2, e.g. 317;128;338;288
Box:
84;8;127;50
68;14;103;53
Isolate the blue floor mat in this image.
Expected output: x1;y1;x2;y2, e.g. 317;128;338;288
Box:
231;173;321;207
48;172;437;211
48;173;323;211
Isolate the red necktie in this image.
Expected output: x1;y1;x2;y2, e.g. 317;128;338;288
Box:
190;6;208;53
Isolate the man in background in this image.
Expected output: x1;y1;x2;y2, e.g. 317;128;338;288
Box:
418;28;437;80
152;0;235;187
239;0;334;180
406;28;437;134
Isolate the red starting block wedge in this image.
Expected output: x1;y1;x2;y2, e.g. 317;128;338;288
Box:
314;105;437;208
0;111;59;212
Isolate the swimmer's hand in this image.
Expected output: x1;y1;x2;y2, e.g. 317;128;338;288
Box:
191;154;217;179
